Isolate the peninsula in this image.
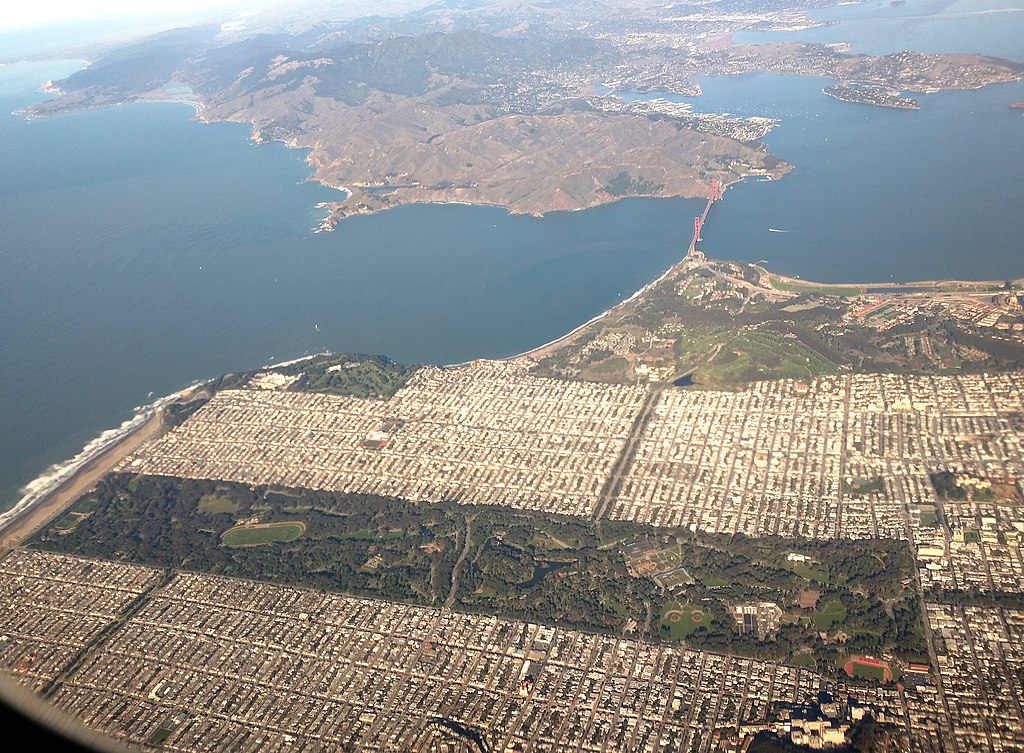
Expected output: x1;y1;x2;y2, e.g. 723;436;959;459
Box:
4;235;1023;751
24;7;1022;226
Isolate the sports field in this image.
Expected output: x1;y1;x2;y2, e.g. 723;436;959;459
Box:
843;656;893;683
221;522;306;547
660;601;708;640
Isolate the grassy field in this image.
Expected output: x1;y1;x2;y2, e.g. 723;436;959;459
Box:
789;654;817;670
53;512;82;530
591;356;630;375
701;574;729;587
199;494;239;515
147;728;173;746
790;561;829;584
221;522;306;547
660;601;708;640
53;511;90;533
72;496;99;513
814;600;847;631
763;272;862;298
697;328;840;386
530;531;582;550
913;504;939;527
843;477;885;496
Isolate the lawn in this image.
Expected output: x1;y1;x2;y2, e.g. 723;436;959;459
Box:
660;601;708;640
530;533;568;550
53;512;84;530
701;574;729;587
198;494;239;515
843;477;885;496
699;329;840;386
590;356;630;375
790;654;817;670
814;600;847;631
72;496;99;513
147;728;173;746
914;505;939;527
221;522;306;547
790;561;829;584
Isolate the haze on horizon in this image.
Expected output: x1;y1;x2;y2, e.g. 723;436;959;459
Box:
0;1;262;31
0;0;442;60
0;0;449;34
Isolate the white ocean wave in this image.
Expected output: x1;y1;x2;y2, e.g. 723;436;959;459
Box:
0;391;181;532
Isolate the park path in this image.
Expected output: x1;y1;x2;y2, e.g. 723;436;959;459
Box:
444;513;477;609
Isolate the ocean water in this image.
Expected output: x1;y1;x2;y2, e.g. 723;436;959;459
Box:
0;60;699;510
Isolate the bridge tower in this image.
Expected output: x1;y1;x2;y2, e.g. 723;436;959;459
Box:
694;215;703;242
711;178;720;202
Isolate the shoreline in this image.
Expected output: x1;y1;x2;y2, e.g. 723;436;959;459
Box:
759;265;1024;292
2;256;1020;546
17;79;748;228
312;189;697;232
4;75;1023;537
503;250;691;364
0;408;165;551
0;386;189;550
505;260;1024;365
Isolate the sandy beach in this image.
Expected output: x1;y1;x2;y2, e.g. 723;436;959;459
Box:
762;265;1024;292
0;410;164;551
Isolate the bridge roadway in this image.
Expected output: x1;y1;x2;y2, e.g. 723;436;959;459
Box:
689;192;716;253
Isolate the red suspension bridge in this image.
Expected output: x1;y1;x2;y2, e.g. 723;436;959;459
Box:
688;178;721;257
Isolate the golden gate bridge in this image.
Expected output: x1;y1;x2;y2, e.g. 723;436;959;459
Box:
688;178;721;258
